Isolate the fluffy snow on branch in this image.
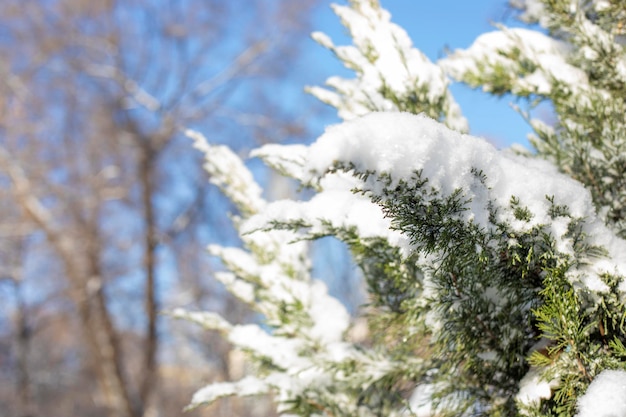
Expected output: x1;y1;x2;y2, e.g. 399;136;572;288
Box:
440;28;588;95
515;367;556;407
250;144;308;182
188;376;269;409
512;0;614;28
509;0;550;27
208;242;350;344
304;112;626;294
241;170;408;249
229;324;307;369
187;129;266;216
309;0;467;132
576;369;626;417
328;2;445;97
306;112;579;224
170;308;233;332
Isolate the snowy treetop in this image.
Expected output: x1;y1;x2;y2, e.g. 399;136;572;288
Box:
440;28;588;96
308;0;467;132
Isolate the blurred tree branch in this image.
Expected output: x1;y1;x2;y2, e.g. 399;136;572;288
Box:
0;0;322;416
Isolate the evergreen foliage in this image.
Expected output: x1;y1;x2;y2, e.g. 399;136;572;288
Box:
175;1;626;416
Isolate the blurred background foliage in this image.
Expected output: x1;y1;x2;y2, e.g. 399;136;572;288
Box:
0;1;362;416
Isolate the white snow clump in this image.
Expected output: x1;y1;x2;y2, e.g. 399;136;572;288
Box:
577;370;626;417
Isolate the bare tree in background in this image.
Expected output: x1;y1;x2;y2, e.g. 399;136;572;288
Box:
0;0;322;416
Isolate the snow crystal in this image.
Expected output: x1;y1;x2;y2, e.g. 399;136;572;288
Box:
576;370;626;417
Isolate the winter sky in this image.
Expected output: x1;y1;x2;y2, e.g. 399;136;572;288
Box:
309;0;540;148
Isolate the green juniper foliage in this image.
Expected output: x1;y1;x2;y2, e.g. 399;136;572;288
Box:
176;1;626;416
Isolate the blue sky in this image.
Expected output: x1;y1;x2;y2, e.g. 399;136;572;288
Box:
307;0;538;148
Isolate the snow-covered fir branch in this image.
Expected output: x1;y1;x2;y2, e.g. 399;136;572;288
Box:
307;0;468;133
175;0;626;415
